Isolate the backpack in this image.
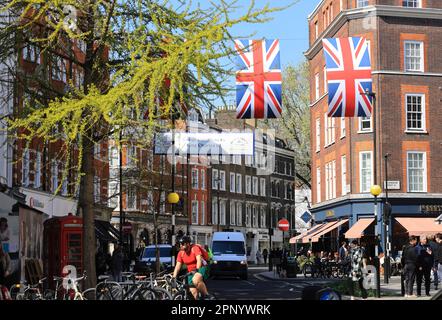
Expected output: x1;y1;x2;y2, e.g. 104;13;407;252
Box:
181;244;210;264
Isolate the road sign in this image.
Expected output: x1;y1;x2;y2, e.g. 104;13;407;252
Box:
278;219;289;232
122;222;132;234
301;211;312;224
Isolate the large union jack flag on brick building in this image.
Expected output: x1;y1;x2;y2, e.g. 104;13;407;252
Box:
235;39;282;119
322;37;373;117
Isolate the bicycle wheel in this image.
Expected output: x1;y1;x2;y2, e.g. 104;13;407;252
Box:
131;288;157;300
82;288;96;300
172;290;187;300
96;282;122;300
152;287;172;300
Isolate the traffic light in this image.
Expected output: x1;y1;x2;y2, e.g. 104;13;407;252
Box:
383;202;392;224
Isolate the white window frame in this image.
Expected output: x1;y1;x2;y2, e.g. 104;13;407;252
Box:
219;170;226;191
212;200;218;225
357;0;369;8
252;176;259;196
246;204;251;227
108;181;119;208
201;201;206;225
201;170;206;190
405;94;426;132
359;151;373;193
315;21;318;39
246;175;252;194
192;168;199;189
316;167;321;203
316;118;321;152
402;0;421;8
252;206;258;228
236;203;242;226
230;201;236;226
51;160;58;192
260;207;266;228
341;155;347;195
220;200;226;225
212;169;219;189
340;117;346;138
324;114;336;146
22;149;30;187
260;178;266;197
404;40;424;72
230;172;235;193
35;151;41;188
127;186;137;210
407;151;427;193
358;117;373;133
192;200;199;225
236;173;242;194
94;143;101;160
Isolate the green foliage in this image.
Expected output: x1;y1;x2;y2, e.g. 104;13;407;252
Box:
1;0;295;194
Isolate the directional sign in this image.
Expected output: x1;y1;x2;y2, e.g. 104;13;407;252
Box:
301;211;312;224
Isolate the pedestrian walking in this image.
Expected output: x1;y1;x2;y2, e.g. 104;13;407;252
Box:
110;243;124;282
434;233;442;291
401;236;418;298
262;248;268;265
339;241;348;262
256;250;262;265
428;234;440;290
348;240;368;300
416;235;434;296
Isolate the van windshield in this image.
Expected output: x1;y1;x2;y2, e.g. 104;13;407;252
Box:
212;241;245;255
142;247;171;258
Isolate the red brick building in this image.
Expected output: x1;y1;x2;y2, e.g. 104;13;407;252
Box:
304;0;442;254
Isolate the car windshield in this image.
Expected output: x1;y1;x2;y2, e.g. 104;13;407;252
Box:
142;247;171;258
212;241;245;255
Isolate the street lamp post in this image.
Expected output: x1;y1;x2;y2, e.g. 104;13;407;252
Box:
383;153;392;284
370;184;382;298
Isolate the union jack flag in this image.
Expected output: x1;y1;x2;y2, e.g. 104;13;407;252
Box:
235;39;282;119
322;37;373;117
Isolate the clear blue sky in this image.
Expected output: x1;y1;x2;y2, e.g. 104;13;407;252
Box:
227;0;318;67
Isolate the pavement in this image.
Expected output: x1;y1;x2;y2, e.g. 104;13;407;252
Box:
256;270;438;300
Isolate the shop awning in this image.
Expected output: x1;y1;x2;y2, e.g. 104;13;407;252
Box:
395;217;442;236
95;220;120;242
345;218;375;239
301;221;337;244
289;224;324;244
311;219;349;242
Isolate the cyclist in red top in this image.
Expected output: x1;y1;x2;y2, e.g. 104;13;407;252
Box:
172;236;212;300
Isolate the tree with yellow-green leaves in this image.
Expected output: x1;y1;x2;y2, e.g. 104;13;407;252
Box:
0;0;295;288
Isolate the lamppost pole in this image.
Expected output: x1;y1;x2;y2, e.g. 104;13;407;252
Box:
384;153;391;284
171;115;176;267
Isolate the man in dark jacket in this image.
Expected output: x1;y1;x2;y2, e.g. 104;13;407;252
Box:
111;244;124;282
416;236;434;296
401;236;418;297
435;233;442;291
428;235;439;290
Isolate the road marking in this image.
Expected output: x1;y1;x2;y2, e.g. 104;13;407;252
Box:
253;274;268;282
242;280;256;286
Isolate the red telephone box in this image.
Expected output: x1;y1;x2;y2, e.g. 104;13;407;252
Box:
43;215;83;288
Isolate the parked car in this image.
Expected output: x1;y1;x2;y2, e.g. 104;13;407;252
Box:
134;244;173;274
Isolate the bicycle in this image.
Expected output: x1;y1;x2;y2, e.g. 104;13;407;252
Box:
171;271;216;301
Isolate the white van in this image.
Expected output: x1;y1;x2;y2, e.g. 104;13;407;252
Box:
210;232;248;280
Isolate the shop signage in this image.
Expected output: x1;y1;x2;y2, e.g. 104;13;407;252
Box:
421;205;442;214
29;197;44;209
326;210;335;217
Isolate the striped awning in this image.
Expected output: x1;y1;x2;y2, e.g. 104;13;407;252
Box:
310;219;349;242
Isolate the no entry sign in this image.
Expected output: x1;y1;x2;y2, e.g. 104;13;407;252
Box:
278;219;289;232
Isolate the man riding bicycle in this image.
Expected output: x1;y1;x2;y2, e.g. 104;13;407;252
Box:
172;236;213;300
